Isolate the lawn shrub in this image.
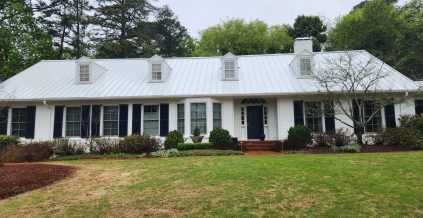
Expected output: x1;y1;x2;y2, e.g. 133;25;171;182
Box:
0;141;54;163
332;128;354;147
54;138;85;156
284;125;312;149
164;130;184;149
92;138;121;154
399;115;423;137
313;133;332;147
150;149;179;158
0;135;20;150
209;128;232;149
177;142;213;150
335;143;361;153
119;134;161;154
374;127;419;147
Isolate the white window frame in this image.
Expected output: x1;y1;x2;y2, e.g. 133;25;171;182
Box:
177;103;185;134
263;105;268;126
143;105;160;136
241;106;246;127
102;105;119;137
363;101;383;133
65;106;82;137
11;107;27;138
79;64;90;82
151;63;162;81
224;60;236;80
303;101;324;133
190;102;207;135
221;53;238;81
299;57;312;76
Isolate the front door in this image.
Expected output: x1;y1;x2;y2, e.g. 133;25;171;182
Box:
247;106;264;139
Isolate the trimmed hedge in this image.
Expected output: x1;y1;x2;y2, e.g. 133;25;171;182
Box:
164;130;184;149
177;142;213;150
0;135;20;150
209;128;232;149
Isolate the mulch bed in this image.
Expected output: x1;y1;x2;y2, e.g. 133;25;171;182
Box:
0;164;76;200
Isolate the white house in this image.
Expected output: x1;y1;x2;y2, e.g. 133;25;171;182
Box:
0;38;421;142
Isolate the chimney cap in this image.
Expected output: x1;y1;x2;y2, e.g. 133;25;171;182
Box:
295;37;312;41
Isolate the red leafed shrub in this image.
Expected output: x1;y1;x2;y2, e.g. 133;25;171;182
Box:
0;141;54;163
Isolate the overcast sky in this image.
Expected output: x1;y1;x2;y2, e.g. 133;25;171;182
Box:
156;0;408;38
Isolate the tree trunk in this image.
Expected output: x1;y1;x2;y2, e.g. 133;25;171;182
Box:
356;132;364;145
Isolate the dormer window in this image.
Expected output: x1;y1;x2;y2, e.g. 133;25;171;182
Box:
79;64;90;82
300;58;312;76
224;60;236;79
221;52;238;80
151;63;162;81
148;55;170;82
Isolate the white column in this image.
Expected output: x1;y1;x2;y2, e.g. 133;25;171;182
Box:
184;101;190;136
222;99;235;136
277;98;295;139
127;104;133;135
168;102;178;132
206;100;213;136
34;104;52;140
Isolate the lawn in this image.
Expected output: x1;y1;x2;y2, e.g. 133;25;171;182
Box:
0;152;422;217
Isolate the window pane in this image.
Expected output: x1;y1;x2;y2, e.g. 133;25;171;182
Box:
11;108;27;137
143;105;159;135
300;58;311;76
304;102;323;132
364;101;382;132
177;104;185;134
80;64;89;82
152;64;162;81
103;106;119;136
213;103;222;129
191;103;207;134
66;107;81;137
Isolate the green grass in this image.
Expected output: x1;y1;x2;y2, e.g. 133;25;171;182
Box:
51;153;144;161
1;152;422;217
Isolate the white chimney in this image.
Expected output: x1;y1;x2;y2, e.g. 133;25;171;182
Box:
294;37;313;54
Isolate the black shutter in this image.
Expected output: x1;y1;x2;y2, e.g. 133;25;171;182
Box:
324;101;336;133
293;101;304;126
119;104;128;137
91;105;101;137
132;104;141;135
81;105;91;138
26;106;36;139
160;104;169;136
0;107;8;135
352;99;363;134
384;103;396;128
53;106;64;138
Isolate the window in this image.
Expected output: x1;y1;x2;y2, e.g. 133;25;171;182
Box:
191;103;207;134
241;107;245;126
177;104;185;134
103;106;119;136
143;105;159;135
11;108;27;137
416;100;423;117
224;60;236;79
151;63;162;81
79;64;90;82
300;58;312;76
363;101;382;132
213;103;222;129
304;102;323;132
263;105;268;125
66;107;81;137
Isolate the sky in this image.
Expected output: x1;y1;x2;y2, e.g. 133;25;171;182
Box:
156;0;408;38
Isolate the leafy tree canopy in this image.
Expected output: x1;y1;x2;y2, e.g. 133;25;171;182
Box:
0;0;55;81
194;19;293;56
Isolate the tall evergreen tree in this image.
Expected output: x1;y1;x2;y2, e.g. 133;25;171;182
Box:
93;0;155;58
36;0;91;59
154;5;194;57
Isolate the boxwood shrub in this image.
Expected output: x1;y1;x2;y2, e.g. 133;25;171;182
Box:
164;130;184;149
177;142;213;150
209;128;232;149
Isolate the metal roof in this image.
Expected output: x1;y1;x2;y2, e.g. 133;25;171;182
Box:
0;50;419;101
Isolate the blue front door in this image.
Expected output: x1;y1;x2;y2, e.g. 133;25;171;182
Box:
247;106;264;139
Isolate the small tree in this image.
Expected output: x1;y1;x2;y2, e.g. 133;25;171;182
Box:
314;51;417;144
